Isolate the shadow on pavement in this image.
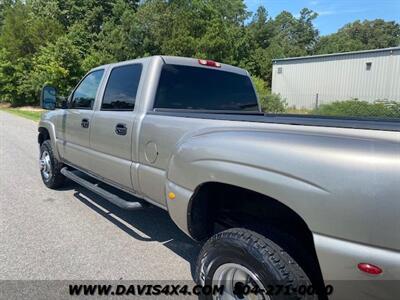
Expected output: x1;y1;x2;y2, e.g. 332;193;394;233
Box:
61;177;201;280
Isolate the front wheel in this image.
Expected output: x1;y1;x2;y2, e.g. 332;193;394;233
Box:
196;228;317;300
39;140;65;189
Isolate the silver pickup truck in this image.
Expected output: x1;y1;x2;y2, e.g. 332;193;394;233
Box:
38;56;400;299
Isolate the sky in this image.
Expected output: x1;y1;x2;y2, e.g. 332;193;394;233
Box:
244;0;400;35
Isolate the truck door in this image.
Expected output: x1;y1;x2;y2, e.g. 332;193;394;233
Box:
89;63;143;191
58;69;104;171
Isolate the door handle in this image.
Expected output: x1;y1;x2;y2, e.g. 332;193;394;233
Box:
115;123;127;136
81;118;89;128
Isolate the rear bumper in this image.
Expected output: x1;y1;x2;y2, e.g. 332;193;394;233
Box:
314;233;400;299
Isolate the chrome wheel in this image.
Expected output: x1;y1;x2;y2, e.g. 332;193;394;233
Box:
40;150;52;180
212;263;270;300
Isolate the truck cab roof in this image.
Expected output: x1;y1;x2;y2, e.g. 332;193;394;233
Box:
91;55;249;76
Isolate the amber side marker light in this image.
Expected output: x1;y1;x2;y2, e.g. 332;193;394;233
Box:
357;263;383;275
168;192;176;200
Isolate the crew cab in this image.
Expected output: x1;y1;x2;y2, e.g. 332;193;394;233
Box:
38;56;400;299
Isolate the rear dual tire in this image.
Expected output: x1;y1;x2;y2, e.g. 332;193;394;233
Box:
196;228;317;300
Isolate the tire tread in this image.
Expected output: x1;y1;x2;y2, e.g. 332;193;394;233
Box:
196;228;317;299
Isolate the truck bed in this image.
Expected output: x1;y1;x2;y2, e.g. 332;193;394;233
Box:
151;109;400;131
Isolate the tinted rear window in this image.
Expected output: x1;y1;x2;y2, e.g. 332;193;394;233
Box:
154;64;258;111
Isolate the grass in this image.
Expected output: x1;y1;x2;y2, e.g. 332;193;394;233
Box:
0;107;42;122
312;100;400;119
285;107;312;114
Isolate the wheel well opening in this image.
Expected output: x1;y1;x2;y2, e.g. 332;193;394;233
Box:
38;128;50;145
188;182;325;296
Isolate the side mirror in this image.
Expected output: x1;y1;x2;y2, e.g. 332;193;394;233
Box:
40;85;57;110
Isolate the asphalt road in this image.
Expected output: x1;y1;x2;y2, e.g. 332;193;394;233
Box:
0;110;199;281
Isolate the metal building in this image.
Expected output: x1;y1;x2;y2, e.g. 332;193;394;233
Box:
271;47;400;109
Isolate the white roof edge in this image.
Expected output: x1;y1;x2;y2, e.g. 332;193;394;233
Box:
272;47;400;63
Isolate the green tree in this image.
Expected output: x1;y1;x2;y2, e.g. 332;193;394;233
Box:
0;48;19;103
247;7;273;49
269;9;318;57
0;1;63;60
92;0;250;65
316;19;400;54
1;0;399;106
244;7;318;85
0;1;64;104
54;0;137;31
0;0;13;25
0;48;33;105
27;36;83;101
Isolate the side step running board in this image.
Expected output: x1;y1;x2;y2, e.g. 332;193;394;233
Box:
61;167;146;210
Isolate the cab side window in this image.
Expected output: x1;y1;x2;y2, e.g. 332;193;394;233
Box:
101;64;142;111
70;70;104;109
